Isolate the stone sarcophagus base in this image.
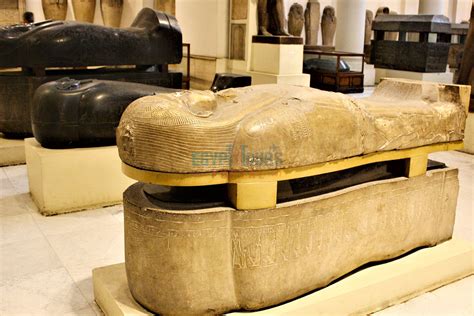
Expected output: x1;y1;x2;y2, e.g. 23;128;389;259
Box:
123;167;459;315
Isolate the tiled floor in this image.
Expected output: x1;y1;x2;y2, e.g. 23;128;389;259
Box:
0;150;472;315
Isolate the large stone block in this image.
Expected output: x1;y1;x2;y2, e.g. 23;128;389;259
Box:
25;138;134;215
123;167;459;315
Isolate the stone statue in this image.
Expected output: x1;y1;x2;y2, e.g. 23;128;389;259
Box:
288;3;304;37
42;0;68;20
72;0;96;23
364;10;373;45
257;0;289;36
375;6;389;17
321;6;336;46
304;0;320;45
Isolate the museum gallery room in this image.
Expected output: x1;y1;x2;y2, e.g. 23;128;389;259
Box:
0;0;473;315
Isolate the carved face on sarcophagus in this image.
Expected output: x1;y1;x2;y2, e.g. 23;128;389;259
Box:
370;14;452;72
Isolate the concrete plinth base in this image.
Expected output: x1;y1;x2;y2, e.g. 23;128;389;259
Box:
461;113;474;154
375;68;454;84
93;239;473;316
25;138;134;215
0;135;25;166
249;71;310;86
250;41;310;86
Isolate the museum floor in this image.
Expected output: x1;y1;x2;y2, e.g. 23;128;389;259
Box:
0;150;471;315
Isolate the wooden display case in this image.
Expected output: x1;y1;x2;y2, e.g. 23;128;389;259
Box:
303;50;364;94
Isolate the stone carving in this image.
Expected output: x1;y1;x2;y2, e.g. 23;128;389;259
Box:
100;0;123;27
154;0;175;16
42;0;67;20
321;5;336;46
72;0;95;22
123;167;459;315
117;79;467;174
230;23;246;60
288;3;304;37
0;8;183;137
304;0;320;45
365;9;373;45
257;0;289;36
375;6;389;17
371;14;452;72
456;4;473;111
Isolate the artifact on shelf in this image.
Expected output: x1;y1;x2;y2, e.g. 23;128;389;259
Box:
42;0;68;20
0;8;183;137
321;6;336;46
370;14;452;72
288;3;304;37
456;5;473;112
115;78;470;315
364;10;374;62
257;0;289;36
72;0;95;23
100;0;123;27
31;74;252;148
304;0;320;46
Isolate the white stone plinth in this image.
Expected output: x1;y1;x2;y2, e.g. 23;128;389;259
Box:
462;113;474;154
375;68;454;84
0;136;25;166
25;138;134;216
93;239;473;316
250;71;310;86
251;42;304;75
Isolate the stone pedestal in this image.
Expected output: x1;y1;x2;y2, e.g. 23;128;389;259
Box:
93;238;473;315
0;135;25;166
249;36;310;86
462;113;474;154
375;68;454;84
25;138;134;215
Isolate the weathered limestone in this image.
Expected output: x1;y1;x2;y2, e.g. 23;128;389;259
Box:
321;6;336;46
304;0;320;45
25;138;134;215
117;79;469;174
100;0;123;27
257;0;288;36
365;10;373;45
42;0;68;20
288;3;304;37
72;0;95;22
94;238;474;315
123;168;460;315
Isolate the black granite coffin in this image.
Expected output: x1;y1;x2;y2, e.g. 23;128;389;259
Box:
31;78;174;148
0;8;182;68
0;68;182;138
32;74;252;148
370;15;452;72
0;8;183;138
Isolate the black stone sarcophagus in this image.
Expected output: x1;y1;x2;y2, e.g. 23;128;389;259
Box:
32;78;174;148
370;15;452;72
0;8;183;137
32;74;253;148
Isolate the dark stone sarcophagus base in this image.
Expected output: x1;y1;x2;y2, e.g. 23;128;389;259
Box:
0;69;182;138
32;79;175;149
0;8;182;68
0;8;183;138
210;73;252;92
370;15;452;72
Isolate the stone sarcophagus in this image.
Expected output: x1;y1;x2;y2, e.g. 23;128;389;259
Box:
115;79;470;315
0;8;183;137
370;15;452;72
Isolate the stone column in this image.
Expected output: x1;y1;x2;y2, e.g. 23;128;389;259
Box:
335;0;366;53
418;0;447;15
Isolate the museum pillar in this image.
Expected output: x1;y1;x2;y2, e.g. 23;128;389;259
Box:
418;0;447;15
335;0;366;53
